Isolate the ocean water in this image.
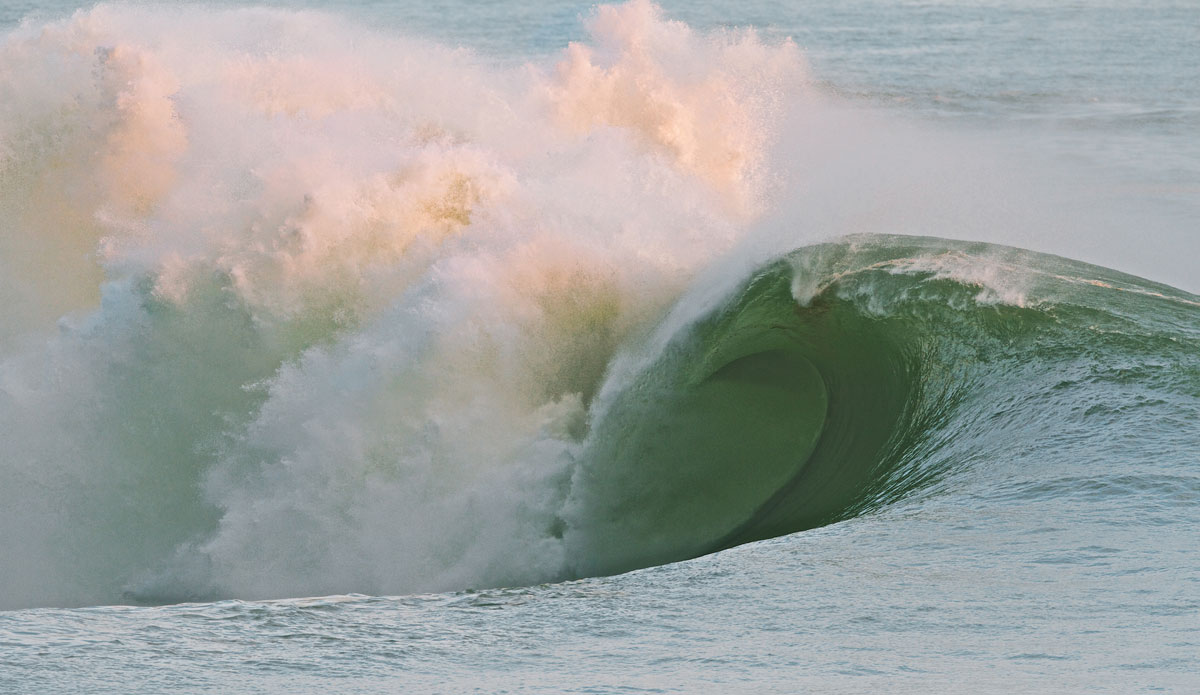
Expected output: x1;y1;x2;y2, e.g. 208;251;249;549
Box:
1;1;1198;692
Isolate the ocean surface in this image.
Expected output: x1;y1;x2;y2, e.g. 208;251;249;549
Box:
1;1;1198;692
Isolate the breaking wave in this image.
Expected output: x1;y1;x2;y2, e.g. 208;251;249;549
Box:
1;2;1196;609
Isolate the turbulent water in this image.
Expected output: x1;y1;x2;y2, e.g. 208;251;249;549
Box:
1;1;1198;692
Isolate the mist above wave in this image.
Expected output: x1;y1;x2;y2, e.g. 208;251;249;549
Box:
0;0;818;607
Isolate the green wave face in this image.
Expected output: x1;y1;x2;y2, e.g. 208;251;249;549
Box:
563;234;1200;579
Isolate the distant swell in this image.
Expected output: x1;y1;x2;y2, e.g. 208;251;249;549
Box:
2;2;1198;610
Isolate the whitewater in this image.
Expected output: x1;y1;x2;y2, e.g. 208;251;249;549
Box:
1;1;1198;692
